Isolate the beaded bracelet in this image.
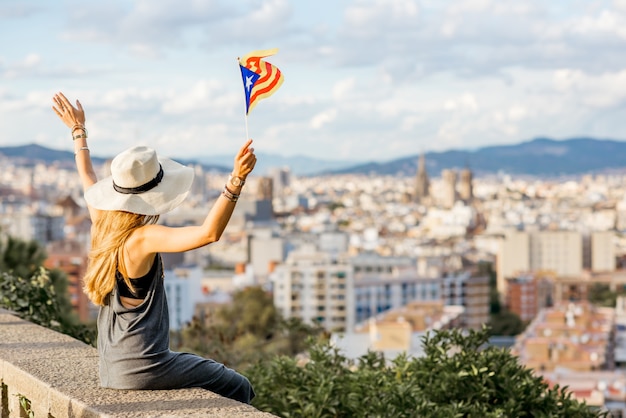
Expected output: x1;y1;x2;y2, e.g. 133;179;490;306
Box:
74;147;90;156
222;185;240;202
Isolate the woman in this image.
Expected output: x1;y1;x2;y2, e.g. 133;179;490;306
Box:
52;92;256;403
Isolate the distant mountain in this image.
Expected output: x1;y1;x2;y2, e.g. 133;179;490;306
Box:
0;143;230;172
1;137;625;177
195;153;358;176
328;137;626;177
0;143;355;176
0;143;106;165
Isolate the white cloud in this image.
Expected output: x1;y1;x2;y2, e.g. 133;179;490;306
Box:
161;79;235;114
553;68;626;108
570;9;626;39
310;108;338;129
332;78;356;101
345;0;418;29
508;105;528;122
1;53;41;79
443;93;479;113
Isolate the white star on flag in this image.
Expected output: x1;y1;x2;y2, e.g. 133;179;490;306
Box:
245;75;254;92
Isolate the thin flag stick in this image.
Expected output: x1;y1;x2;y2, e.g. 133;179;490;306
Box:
244;114;250;141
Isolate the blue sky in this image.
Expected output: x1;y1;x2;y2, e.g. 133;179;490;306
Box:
1;0;626;162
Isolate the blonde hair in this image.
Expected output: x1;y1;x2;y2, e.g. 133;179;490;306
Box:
84;210;159;306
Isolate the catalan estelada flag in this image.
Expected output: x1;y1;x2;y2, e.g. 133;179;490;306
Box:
239;48;284;115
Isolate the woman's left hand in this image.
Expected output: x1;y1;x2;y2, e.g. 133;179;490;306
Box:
233;139;257;180
52;92;85;130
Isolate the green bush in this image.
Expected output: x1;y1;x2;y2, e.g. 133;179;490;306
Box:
0;268;95;346
247;327;606;418
172;286;324;370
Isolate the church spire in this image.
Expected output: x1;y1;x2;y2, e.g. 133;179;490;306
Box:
414;152;429;203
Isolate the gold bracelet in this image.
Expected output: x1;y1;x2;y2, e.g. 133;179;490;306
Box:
73;132;88;141
71;124;86;134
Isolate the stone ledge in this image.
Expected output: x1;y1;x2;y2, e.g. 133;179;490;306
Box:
0;309;275;417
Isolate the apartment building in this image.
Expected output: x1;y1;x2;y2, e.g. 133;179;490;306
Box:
506;273;554;322
498;230;617;296
44;240;93;322
351;252;438;325
591;231;616;273
353;274;441;325
271;246;354;332
442;271;490;330
512;302;615;372
163;266;218;330
498;230;582;295
0;211;65;245
331;301;464;360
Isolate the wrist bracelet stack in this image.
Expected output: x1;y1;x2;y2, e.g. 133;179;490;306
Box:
71;124;88;141
222;185;240;202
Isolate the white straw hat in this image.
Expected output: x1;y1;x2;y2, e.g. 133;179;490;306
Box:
84;146;194;215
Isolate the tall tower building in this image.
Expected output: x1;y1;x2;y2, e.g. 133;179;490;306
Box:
441;169;458;209
414;153;429;203
257;177;274;201
459;167;473;203
268;167;291;198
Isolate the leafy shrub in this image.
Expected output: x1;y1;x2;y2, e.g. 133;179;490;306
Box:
0;268;95;346
247;327;607;418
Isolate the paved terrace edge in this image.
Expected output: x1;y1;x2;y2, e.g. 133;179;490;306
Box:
0;308;275;417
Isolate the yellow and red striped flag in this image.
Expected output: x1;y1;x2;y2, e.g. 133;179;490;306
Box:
239;48;284;115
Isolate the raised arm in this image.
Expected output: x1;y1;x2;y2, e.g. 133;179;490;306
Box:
52;92;101;221
134;139;257;254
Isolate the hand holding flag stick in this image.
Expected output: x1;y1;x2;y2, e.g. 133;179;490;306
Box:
238;48;284;141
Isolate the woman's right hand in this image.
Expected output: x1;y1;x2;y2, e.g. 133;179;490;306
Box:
52;92;86;130
232;139;257;180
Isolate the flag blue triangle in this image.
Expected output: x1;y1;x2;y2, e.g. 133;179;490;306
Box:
240;65;261;114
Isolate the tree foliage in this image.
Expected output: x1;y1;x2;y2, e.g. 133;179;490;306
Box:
172;286;325;370
0;235;96;345
0;267;96;345
0;236;47;279
488;309;527;337
587;283;620;308
247;327;606;418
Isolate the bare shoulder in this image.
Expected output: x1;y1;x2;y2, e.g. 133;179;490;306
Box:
123;226;161;276
135;223;173;240
130;223;207;254
128;223;180;254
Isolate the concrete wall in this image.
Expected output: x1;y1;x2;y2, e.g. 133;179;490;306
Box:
0;309;274;418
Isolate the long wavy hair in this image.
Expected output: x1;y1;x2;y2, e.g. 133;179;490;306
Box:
84;210;159;306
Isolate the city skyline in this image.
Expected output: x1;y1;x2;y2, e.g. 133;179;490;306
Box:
1;1;626;162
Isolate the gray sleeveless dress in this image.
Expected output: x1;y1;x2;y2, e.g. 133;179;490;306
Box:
97;254;255;404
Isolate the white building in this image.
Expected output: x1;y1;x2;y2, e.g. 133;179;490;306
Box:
351;252;441;326
0;211;65;245
591;231;616;273
164;266;233;330
498;230;583;295
271;245;354;332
